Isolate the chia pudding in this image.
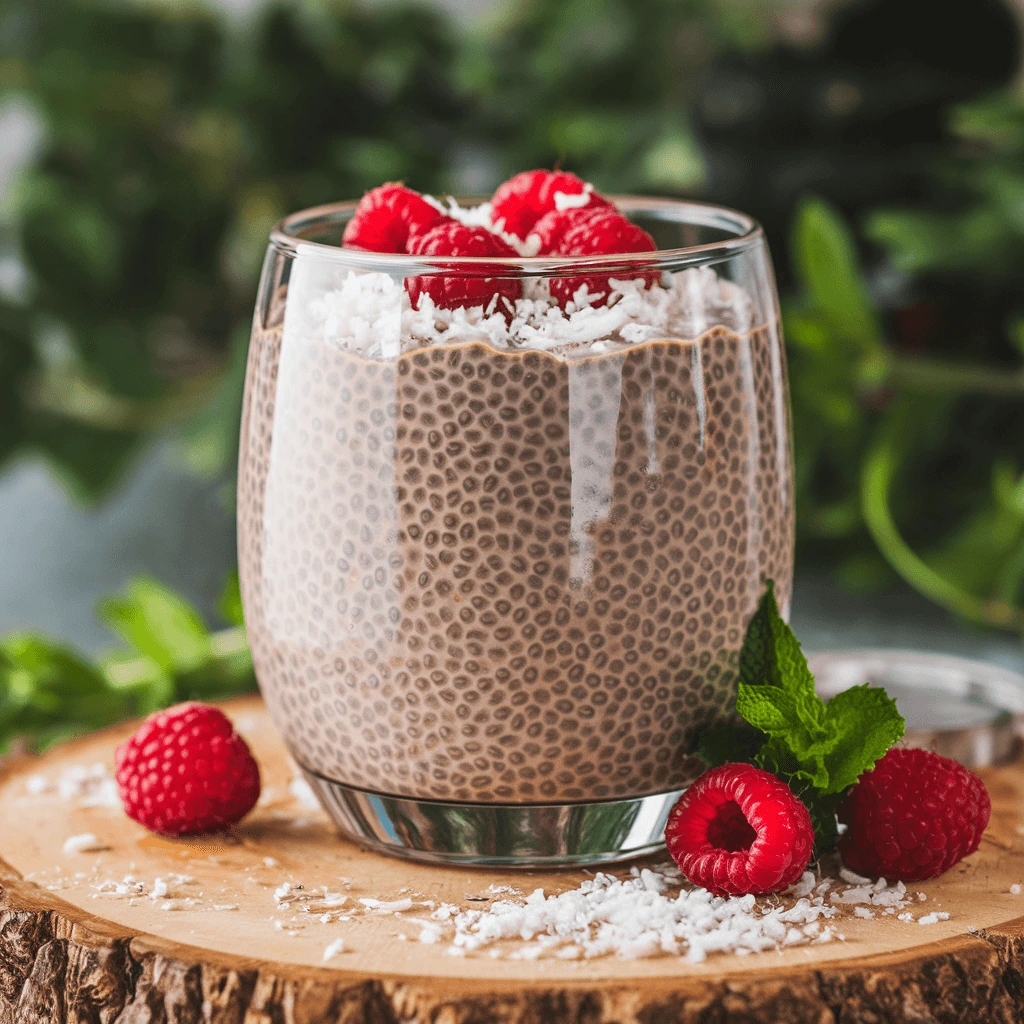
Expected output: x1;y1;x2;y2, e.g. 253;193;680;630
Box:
238;226;794;805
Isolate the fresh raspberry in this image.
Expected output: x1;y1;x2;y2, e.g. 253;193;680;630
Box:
838;748;990;881
406;221;522;315
490;169;612;241
546;208;658;309
665;763;814;896
527;205;608;256
115;702;261;837
342;183;447;253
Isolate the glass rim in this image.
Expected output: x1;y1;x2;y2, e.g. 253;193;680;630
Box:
269;195;764;274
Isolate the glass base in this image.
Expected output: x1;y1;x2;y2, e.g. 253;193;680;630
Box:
301;767;683;867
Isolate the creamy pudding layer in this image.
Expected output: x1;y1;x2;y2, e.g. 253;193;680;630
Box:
238;265;793;803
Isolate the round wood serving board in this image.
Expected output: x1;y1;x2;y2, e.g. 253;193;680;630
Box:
1;696;1023;1023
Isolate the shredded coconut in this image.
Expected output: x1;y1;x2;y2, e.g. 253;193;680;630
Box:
403;865;938;962
274;881;347;913
918;912;950;926
63;833;109;854
322;938;346;961
359;897;415;914
1011;884;1021;895
413;863;840;963
829;877;911;910
286;242;754;361
274;881;297;903
839;868;873;885
48;764;120;808
25;774;51;796
553;183;596;212
288;777;321;812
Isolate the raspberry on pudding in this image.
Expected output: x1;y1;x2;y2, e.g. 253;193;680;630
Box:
406;221;522;315
539;207;660;308
490;169;613;241
238;174;794;818
342;183;448;253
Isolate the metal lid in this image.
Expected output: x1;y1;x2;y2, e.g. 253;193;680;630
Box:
808;649;1024;768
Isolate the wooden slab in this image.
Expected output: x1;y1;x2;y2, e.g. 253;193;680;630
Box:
0;696;1022;1023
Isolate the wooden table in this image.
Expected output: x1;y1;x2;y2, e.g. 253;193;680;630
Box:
0;696;1021;1023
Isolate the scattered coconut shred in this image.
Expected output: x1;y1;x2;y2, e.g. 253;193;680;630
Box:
410;865;935;963
285;197;754;360
27;763;120;808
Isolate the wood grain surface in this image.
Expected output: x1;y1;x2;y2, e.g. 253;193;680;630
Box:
0;695;1022;1023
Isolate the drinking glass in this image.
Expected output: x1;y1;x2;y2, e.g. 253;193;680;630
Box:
237;197;793;865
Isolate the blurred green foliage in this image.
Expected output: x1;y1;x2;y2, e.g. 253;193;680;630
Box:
0;0;469;494
787;83;1024;628
0;0;1022;752
0;575;253;752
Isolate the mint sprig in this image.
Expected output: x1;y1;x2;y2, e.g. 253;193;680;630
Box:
698;580;905;851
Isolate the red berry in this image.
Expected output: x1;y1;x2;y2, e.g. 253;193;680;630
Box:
342;183;447;253
406;221;522;315
528;205;607;255
665;763;814;896
490;169;612;241
546;208;659;309
115;702;261;837
838;748;990;881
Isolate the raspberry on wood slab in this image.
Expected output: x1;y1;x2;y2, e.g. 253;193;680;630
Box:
665;763;815;896
838;747;990;881
115;703;262;837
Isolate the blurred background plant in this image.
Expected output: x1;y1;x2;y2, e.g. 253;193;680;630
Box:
1;0;1023;749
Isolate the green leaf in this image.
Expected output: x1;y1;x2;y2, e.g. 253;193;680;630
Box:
100;651;176;716
822;684;904;794
219;571;245;627
695;717;765;769
792;197;881;350
865;208;1011;279
99;577;213;676
730;580;905;850
738;580;819;713
739;684;831;790
0;634;127;746
739;579;784;689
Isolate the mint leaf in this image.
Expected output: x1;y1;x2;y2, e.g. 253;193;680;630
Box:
0;576;257;756
739;580;816;701
821;684;905;794
696;717;765;768
726;579;905;851
738;682;832;790
793;197;881;351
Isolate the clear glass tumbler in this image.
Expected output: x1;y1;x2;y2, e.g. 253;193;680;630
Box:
238;197;793;865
